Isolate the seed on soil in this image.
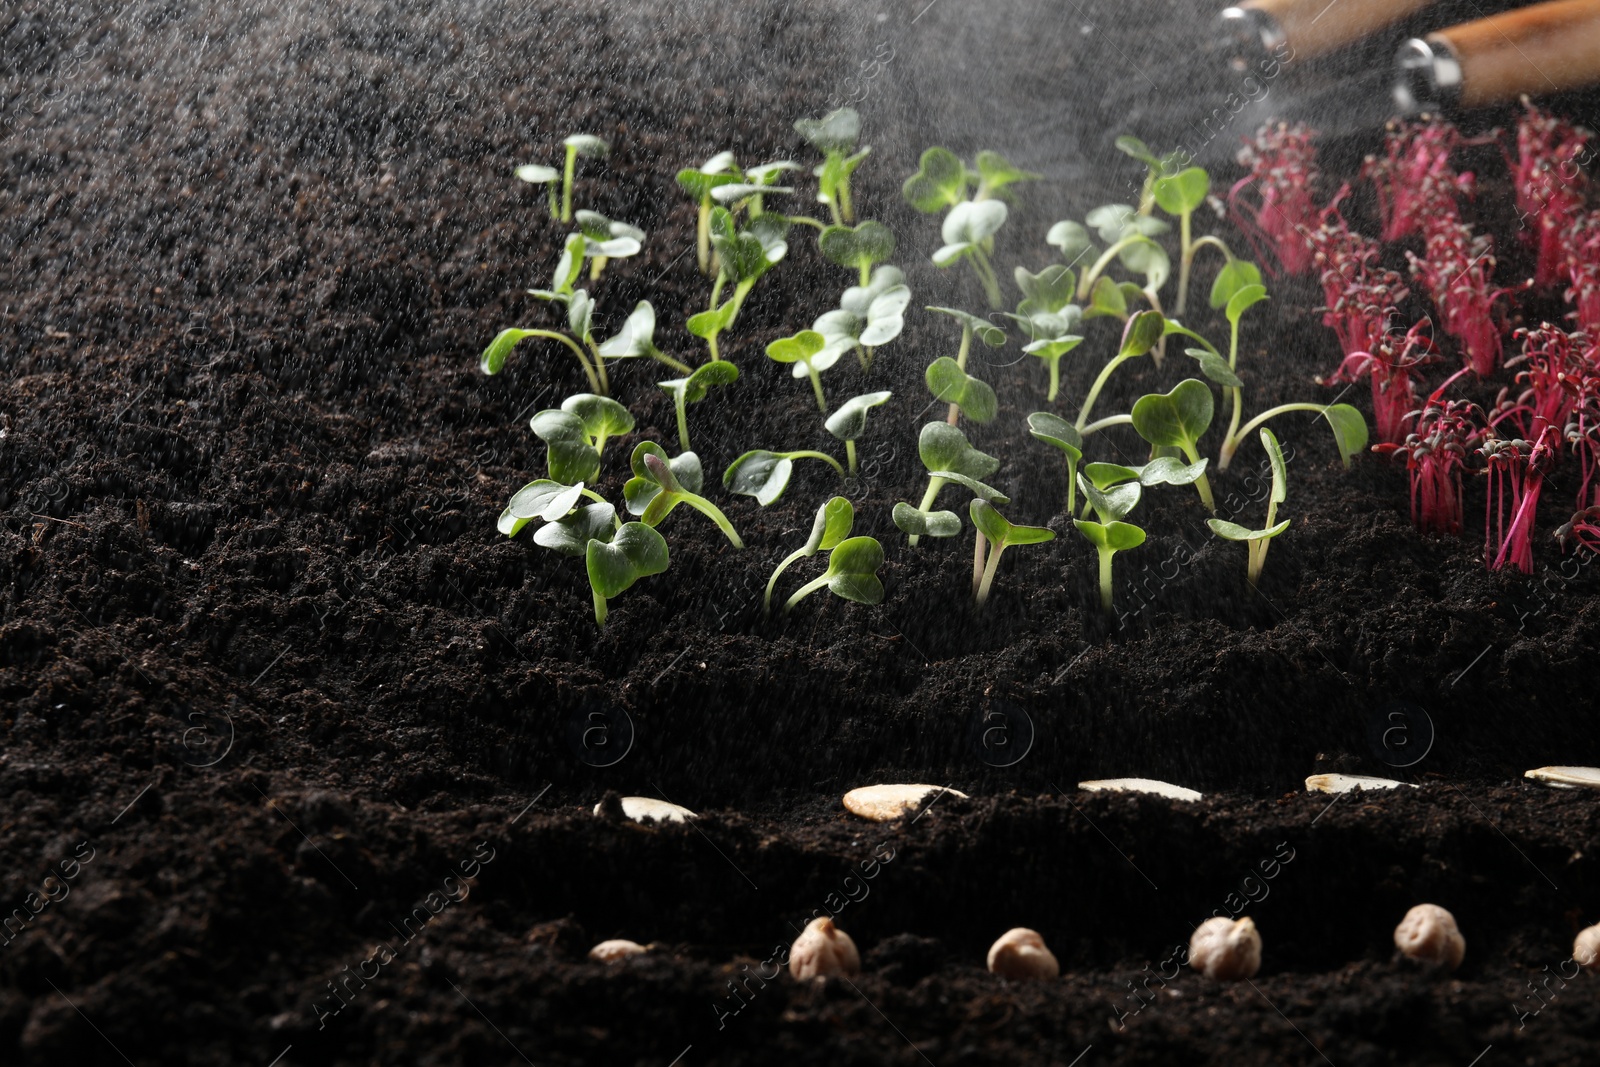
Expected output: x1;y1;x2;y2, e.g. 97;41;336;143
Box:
1305;773;1417;794
1189;916;1261;981
1394;904;1465;968
1078;778;1202;802
589;939;648;962
790;916;861;980
1524;766;1600;790
595;796;697;823
842;784;969;821
1576;924;1600;973
987;928;1059;980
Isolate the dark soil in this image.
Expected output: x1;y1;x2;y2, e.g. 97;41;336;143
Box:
3;0;1600;1064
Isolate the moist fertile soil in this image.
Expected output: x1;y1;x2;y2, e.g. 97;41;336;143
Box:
3;1;1600;1064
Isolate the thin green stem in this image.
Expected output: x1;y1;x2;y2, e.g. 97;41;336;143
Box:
592;585;608;627
783;572;831;614
684;494;743;548
709;271;727;312
1098;547;1115;614
839;177;854;224
825;195;843;227
1248;540;1266;587
1222;403;1328;470
1144;286;1168;365
785;451;846;478
1047;356;1062;402
1176;210;1193;316
1080;413;1134;436
1076;353;1130;431
589;342;610;395
546;184;558;219
649;350;694;375
1065;458;1078;515
674;390;691;452
697;199;712;274
521;330;601;394
562;145;577;223
706;331;721;363
1077;234;1142;301
1165;322;1220;358
1225;385;1242;458
948;327;972;425
845;439;858;475
764;547;808;617
804;361;827;412
907;476;946;548
970;247;1003;309
590;255;608;282
859;262;871;288
858;342;872;373
786;216;828;230
976;538;1004;606
1192;235;1233;260
726;279;756;328
1229;316;1242;370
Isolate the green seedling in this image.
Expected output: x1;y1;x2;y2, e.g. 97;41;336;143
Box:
623;442;742;547
1149;165;1239;316
686;300;736;363
783;535;885;614
1114;135;1187;216
1208;427;1291;587
528;232;587;304
514;133;608;223
1130;378;1218;512
825;390;893;474
813;265;910;372
894;422;1007;546
1209;258;1264;311
658;362;739;452
968;150;1040;201
927;306;1005;424
597;300;692;374
1074;519;1147;614
1081;276;1146;323
484;266;608;393
1204;283;1368;470
764;496;854;616
586;522;670;627
1027;411;1084;514
678;151;741;273
708;207;790;328
925;357;996;424
819;220;896;285
795;108;869;225
496;478;612;539
723;448;845;506
933;199;1008;308
574;209;645;281
529;393;636;484
969;499;1055;607
1076;309;1164;433
1082;456;1209;493
709;159;798;218
767;329;837;411
1006;265;1084;401
1060;206;1171;315
902;146;969;213
531;501;619;554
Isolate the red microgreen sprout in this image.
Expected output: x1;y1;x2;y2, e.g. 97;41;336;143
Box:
1229;122;1320;276
1304;205;1409;366
1325;319;1441;445
1511;102;1591;288
969;499;1055;607
1407;221;1513;377
1479;424;1560;574
1564;211;1600;337
1373;398;1483;537
1362;120;1468;243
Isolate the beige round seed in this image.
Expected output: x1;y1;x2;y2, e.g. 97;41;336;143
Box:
1189;916;1262;981
987;927;1059;980
842;784;969;822
588;939;647;962
789;916;860;980
1573;924;1600;973
1394;904;1465;968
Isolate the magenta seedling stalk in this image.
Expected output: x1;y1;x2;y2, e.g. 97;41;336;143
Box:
1229;122;1320;277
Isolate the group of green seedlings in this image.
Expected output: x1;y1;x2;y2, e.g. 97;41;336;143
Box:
481;117;1368;626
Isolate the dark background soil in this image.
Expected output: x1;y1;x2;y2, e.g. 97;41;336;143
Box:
3;0;1600;1064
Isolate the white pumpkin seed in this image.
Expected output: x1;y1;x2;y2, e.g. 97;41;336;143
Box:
595;796;697;823
1305;774;1416;794
1524;766;1600;790
1078;778;1202;802
589;939;648;962
842;784;969;822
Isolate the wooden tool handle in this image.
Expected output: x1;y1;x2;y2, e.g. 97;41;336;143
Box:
1428;0;1600;107
1239;0;1437;58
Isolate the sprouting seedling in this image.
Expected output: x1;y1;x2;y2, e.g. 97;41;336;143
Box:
903;147;970;212
514;133;608;223
1114;135;1187;216
795;107;869;225
496;478;612;539
825;391;893;474
723;448;845;505
658;362;739;452
586;522;670;628
1061;206;1171;312
1006;265;1084;401
1073;473;1147;614
813;265;910;373
1206;284;1368;470
573;209;645;281
597;300;692;374
968;150;1040;201
764;496;854;616
1208;427;1291;587
927;306;1006;424
970;499;1055;607
819;221;896;286
782;536;885;615
894;421;1007;547
1130;378;1218;512
933;199;1008;308
623;442;742;547
1076;310;1165;434
530;393;636;484
528;232;588;304
677;151;741;273
483;267;608;394
925;357;996;424
708;207;790;329
1150;165;1239;316
709;160;798;219
767;329;838;412
1081;275;1146;324
1027;411;1084;514
686;300;736;363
